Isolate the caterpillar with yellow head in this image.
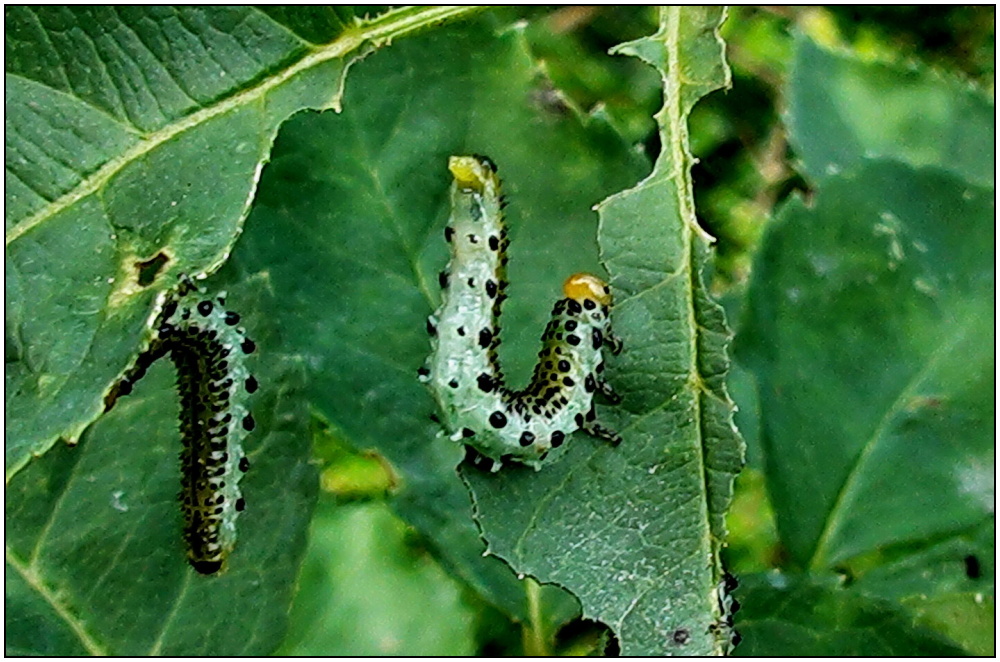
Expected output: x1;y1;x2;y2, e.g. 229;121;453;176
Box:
419;155;623;471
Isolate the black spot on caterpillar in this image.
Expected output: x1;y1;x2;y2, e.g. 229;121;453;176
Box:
419;155;623;471
107;275;256;575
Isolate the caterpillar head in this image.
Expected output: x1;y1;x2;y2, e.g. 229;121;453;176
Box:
449;155;500;194
563;273;612;307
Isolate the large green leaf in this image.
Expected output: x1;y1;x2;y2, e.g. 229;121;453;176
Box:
787;36;994;187
732;25;995;653
224;17;648;625
738;160;993;571
735;160;994;653
465;8;743;656
5;274;317;655
4;5;480;478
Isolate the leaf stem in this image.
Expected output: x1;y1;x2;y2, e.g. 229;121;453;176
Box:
521;576;551;656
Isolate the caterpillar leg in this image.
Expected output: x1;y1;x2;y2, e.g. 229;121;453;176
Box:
596;329;622;403
581;405;622;445
604;330;623;356
583;419;622;446
597;379;621;404
462;445;505;472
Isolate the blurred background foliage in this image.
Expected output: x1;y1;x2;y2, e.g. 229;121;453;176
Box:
287;5;993;656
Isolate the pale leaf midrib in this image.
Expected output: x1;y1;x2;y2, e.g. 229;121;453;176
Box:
664;0;711;618
5;5;481;248
663;6;732;655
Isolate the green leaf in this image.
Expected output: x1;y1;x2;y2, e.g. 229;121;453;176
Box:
280;500;476;656
225;17;648;624
788;36;995;187
852;519;995;655
735;160;994;654
465;8;743;655
737;161;993;572
732;572;967;656
4;5;482;478
5;274;317;655
731;23;995;654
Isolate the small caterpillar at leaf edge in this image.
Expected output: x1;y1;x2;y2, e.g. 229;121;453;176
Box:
107;275;257;575
709;571;741;653
420;155;623;471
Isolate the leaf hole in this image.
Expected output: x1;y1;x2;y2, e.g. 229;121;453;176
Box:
964;554;981;579
135;252;171;287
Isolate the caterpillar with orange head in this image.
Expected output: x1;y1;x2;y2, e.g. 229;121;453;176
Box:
419;155;623;471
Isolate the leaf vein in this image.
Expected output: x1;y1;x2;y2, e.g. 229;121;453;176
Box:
5;548;107;655
807;310;982;569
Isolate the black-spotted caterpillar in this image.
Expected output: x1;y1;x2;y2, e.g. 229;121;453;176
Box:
419;155;622;471
709;571;742;653
107;276;257;574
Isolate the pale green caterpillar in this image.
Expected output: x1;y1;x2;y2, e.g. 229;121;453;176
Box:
419;155;622;471
108;276;257;574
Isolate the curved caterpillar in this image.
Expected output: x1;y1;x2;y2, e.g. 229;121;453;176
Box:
107;276;257;574
419;155;623;471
